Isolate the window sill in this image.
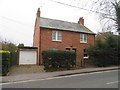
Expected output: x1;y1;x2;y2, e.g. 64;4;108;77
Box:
80;42;87;44
52;40;62;42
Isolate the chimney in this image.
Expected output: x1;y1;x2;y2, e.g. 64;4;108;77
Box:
36;8;40;17
78;17;84;25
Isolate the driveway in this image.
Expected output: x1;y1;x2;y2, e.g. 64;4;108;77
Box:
8;65;45;76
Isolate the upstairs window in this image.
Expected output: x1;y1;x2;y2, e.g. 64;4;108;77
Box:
80;34;87;43
52;31;62;41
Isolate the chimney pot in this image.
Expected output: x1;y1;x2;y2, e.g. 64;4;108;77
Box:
36;8;40;17
78;17;84;25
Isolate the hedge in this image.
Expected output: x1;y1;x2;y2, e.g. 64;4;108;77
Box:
0;50;10;76
10;52;17;67
87;35;119;67
42;50;76;71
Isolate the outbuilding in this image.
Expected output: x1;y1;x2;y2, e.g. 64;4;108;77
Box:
18;47;38;65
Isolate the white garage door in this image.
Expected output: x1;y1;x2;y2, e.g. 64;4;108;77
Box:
19;50;37;65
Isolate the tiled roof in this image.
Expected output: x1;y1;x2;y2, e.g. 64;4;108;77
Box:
38;17;95;34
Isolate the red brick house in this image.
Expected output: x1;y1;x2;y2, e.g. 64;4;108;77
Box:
33;8;95;65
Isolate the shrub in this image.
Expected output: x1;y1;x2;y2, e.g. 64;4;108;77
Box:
87;35;120;67
10;51;17;66
42;50;76;71
0;50;10;76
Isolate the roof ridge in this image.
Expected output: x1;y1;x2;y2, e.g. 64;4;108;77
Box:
39;17;81;25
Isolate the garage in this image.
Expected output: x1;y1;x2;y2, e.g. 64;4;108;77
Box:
19;47;38;65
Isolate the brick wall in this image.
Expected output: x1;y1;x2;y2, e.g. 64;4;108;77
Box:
40;28;95;64
33;18;40;64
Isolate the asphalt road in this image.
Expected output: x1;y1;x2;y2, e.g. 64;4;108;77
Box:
2;70;119;88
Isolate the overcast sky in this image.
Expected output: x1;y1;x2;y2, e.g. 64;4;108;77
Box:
0;0;102;46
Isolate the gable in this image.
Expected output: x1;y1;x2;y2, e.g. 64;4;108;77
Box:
37;17;95;34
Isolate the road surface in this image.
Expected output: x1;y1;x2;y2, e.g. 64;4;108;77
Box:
1;70;119;88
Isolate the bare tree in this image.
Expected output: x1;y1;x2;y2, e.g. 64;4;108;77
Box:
75;0;119;33
113;1;120;34
0;36;2;43
0;36;3;50
90;0;117;32
93;0;119;33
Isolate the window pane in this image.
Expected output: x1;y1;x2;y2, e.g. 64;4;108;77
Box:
80;34;87;43
80;34;83;42
84;49;86;53
84;34;87;42
58;31;62;40
52;31;56;40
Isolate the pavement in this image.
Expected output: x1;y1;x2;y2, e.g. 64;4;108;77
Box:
1;66;119;83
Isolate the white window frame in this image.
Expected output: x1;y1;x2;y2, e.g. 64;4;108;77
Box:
80;33;87;43
52;31;62;41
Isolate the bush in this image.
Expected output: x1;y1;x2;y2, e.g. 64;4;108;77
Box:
87;35;120;67
10;52;17;66
0;50;10;76
42;50;76;71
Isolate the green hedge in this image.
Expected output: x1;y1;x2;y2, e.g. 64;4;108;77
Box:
0;50;10;76
87;35;119;67
10;52;17;67
42;50;76;71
